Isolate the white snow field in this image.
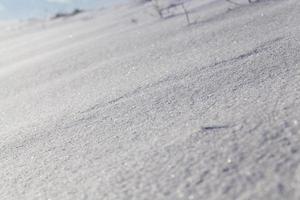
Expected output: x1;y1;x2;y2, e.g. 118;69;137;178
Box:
0;0;300;199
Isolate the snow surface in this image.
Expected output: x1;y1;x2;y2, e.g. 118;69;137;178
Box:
0;0;300;199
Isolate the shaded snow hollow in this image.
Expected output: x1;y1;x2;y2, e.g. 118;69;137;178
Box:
0;0;300;199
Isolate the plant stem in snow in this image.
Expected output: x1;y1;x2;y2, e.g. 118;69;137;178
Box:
181;3;191;25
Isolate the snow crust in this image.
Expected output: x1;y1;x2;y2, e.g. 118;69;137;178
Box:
0;0;300;199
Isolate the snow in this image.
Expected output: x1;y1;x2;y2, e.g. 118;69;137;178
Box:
0;0;300;199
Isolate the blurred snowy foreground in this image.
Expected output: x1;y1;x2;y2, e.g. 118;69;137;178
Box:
0;0;300;199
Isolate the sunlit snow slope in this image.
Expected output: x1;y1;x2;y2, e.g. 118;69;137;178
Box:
0;0;300;199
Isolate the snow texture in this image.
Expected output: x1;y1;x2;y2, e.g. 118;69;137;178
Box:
0;0;300;199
